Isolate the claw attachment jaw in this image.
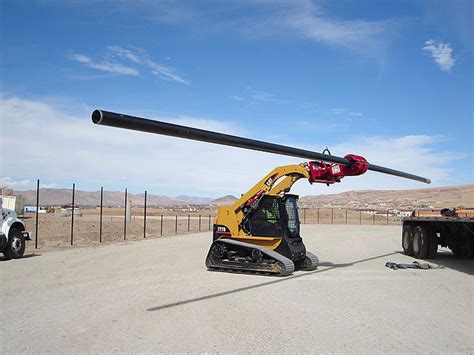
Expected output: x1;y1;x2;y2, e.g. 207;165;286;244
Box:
307;154;369;185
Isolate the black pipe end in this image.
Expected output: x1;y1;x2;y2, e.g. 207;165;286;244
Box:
92;110;103;124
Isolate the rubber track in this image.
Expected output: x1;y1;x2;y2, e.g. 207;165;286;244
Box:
302;251;319;271
206;239;295;276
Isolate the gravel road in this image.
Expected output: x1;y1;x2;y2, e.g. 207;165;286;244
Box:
1;225;472;353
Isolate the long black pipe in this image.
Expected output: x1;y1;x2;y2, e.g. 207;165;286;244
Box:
92;109;431;184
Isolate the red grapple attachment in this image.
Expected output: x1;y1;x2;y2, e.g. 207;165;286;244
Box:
342;154;369;176
308;154;369;185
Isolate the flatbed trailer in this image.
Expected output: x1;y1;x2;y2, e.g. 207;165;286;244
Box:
401;209;474;259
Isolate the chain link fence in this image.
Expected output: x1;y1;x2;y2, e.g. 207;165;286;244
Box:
25;180;406;250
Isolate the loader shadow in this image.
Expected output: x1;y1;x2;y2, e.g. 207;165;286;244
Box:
0;253;41;262
147;251;397;312
396;249;474;276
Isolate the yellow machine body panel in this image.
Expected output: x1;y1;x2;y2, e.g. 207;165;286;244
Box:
213;164;311;251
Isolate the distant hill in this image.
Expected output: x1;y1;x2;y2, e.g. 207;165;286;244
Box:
299;184;474;210
15;189;190;207
175;195;213;204
12;184;473;210
210;195;238;206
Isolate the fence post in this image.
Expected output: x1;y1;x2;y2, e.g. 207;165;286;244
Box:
331;208;334;224
345;209;348;224
35;179;39;249
317;208;320;224
188;214;190;232
160;215;163;236
386;210;389;225
99;186;103;243
143;190;147;238
175;215;178;235
209;214;211;230
373;212;375;225
360;210;362;225
123;188;127;240
199;215;201;231
70;183;75;246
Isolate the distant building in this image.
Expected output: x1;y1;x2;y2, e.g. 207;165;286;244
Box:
24;206;47;214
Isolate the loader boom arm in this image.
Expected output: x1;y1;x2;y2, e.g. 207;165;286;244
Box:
231;156;369;214
231;164;311;213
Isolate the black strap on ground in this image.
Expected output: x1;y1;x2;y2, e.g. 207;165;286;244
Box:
385;261;438;270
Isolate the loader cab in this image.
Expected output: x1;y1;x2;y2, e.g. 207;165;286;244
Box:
242;194;301;240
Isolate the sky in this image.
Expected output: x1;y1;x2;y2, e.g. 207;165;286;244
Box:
1;0;473;198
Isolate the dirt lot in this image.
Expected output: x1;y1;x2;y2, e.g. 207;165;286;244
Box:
1;225;472;353
23;213;215;250
23;207;399;250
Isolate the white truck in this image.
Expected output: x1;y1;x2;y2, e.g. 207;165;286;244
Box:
1;196;32;259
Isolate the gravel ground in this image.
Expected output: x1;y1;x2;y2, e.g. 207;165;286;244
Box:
1;225;472;353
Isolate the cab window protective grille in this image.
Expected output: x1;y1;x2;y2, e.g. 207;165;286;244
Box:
284;196;300;237
247;196;284;237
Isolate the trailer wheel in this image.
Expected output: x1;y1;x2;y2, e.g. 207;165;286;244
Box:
3;228;26;260
412;225;429;259
402;224;414;256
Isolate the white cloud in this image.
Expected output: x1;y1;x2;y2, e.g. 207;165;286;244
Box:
88;62;140;76
52;1;396;61
249;89;289;104
68;46;190;84
0;95;457;196
276;0;391;53
41;183;58;189
107;45;141;63
148;62;190;84
0;177;31;188
328;108;347;115
68;53;92;64
230;87;290;107
423;39;455;71
68;52;139;76
307;107;364;119
0;95;273;196
107;45;191;84
122;0;394;56
291;135;456;196
230;95;246;102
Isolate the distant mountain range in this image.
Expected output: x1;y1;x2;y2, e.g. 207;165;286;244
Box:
11;184;474;210
174;195;214;204
14;189;218;207
299;184;474;210
209;195;239;206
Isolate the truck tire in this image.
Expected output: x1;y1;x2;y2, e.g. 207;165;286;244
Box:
402;224;414;256
3;228;26;260
427;228;438;259
412;225;429;259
